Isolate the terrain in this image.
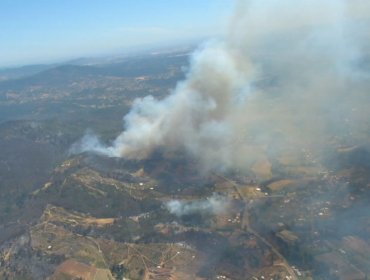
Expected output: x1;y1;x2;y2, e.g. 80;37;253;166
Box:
0;48;369;280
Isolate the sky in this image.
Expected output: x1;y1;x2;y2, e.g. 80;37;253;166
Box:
0;0;235;68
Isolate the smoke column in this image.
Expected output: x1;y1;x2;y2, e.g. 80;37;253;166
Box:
75;0;370;173
165;194;230;217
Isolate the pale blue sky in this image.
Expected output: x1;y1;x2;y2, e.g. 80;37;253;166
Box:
0;0;235;67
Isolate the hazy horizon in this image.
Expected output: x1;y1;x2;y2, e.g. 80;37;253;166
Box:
0;0;234;68
0;39;199;69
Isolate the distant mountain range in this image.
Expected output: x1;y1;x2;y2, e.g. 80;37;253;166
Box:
0;45;195;82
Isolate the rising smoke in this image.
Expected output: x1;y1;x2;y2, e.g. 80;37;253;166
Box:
165;194;230;217
74;0;370;173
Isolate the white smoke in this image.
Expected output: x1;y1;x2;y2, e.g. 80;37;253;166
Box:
165;194;229;217
69;131;116;157
74;0;370;172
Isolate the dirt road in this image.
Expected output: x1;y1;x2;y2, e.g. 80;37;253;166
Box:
214;173;298;280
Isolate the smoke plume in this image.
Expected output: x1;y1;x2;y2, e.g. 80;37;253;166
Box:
165;194;230;217
76;0;370;173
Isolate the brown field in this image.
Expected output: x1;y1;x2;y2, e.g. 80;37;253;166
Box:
267;179;297;192
51;259;114;280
